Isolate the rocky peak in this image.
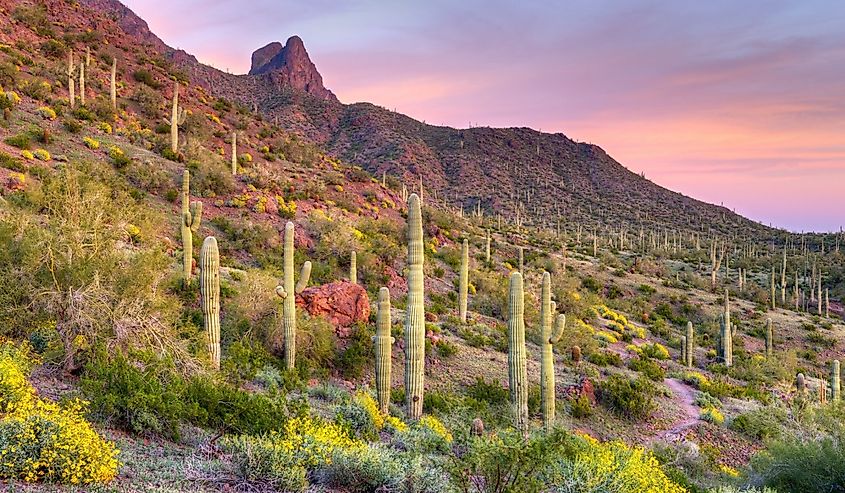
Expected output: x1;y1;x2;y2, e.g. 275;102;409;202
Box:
248;36;336;101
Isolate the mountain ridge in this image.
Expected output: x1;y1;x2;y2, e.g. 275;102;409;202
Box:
82;0;771;238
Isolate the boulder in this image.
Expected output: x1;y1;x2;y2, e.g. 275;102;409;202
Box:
296;280;370;331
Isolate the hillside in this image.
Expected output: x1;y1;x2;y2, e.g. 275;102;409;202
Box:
1;1;845;493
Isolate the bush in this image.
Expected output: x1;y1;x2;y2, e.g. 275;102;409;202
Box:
700;406;724;425
587;350;622;367
730;406;786;441
0;342;119;485
132;69;162;89
448;428;577;493
569;394;593;418
641;343;670;360
598;375;657;420
752;435;845;493
628;356;665;381
322;444;407;492
4;133;31;150
83;136;100;150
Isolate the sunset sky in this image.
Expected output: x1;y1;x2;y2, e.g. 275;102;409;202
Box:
124;0;845;232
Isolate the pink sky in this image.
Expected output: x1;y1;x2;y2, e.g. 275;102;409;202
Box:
125;0;845;232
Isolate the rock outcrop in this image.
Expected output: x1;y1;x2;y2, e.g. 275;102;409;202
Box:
296;281;370;332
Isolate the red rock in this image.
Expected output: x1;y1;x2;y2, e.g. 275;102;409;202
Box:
425;312;438;322
563;376;596;404
296;281;370;330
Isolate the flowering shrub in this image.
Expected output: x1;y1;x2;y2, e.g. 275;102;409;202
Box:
548;435;687;493
97;122;113;134
37;106;56;120
20;150;34;160
641;342;669;360
276;195;296;219
701;406;725;425
83;136;100;150
33;149;50;161
0;342;119;485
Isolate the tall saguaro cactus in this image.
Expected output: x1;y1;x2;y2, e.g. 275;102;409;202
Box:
485;231;491;263
66;51;76;109
350;251;357;284
110;57;117;109
274;221;311;370
540;272;565;429
166;81;186;153
373;287;394;414
200;237;221;369
720;289;733;367
404;194;426;419
685;322;694;367
79;63;86;106
832;360;841;402
508;271;529;434
231;131;237;175
459;239;469;323
180;170;203;287
765;319;774;358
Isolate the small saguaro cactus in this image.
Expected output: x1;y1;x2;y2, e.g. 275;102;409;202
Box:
680;336;687;365
540;272;566;429
485;231;491;263
274;221;312;370
507;271;529;434
796;373;806;394
66;51;76;109
719;289;733;367
110;57;117;109
571;345;582;363
350;251;357;284
459;239;469;323
199;236;221;370
79;63;86;106
470;418;485;436
685;322;694;367
373;287;394;414
765;319;774;358
165;80;186;153
404;194;426;419
180;170;203;287
832;360;841;402
231;131;237;175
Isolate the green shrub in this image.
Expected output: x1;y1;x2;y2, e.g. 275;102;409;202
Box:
323;444;407;492
628;356;665;381
587;350;622;367
598;375;657;420
569;394;593;419
132;69;162;89
752;435;845;493
4;133;31;150
730;406;787;441
335;324;373;379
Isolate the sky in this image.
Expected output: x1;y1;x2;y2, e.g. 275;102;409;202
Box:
124;0;845;232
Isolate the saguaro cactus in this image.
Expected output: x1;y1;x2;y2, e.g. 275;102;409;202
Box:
685;322;694;367
459;239;469;323
274;222;312;370
350;251;357;284
66;51;76;109
540;272;565;429
79;63;86;106
508;271;528;434
832;360;841;402
373;287;394;414
796;373;806;394
180;170;203;287
199;236;220;370
404;194;426;419
680;336;687;365
166;81;186;153
765;319;774;358
110;57;117;109
485;231;491;263
720;290;733;367
231;131;237;175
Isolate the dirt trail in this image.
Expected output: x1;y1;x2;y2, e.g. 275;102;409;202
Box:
650;378;700;444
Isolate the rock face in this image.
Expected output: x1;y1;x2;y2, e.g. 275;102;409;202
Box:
296;281;370;331
248;36;336;101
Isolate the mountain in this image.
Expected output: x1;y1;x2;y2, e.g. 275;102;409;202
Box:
71;0;772;238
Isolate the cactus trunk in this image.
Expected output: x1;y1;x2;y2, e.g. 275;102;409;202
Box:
110;58;117;109
79;63;85;106
350;251;357;284
832;360;841;402
180;170;202;287
231;132;237;175
685;322;694;367
485;231;491;263
171;82;179;152
373;287;394;414
540;272;565;430
459;239;468;323
508;271;529;434
274;221;309;371
199;237;221;370
720;289;732;367
765;318;773;358
404;194;426;419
